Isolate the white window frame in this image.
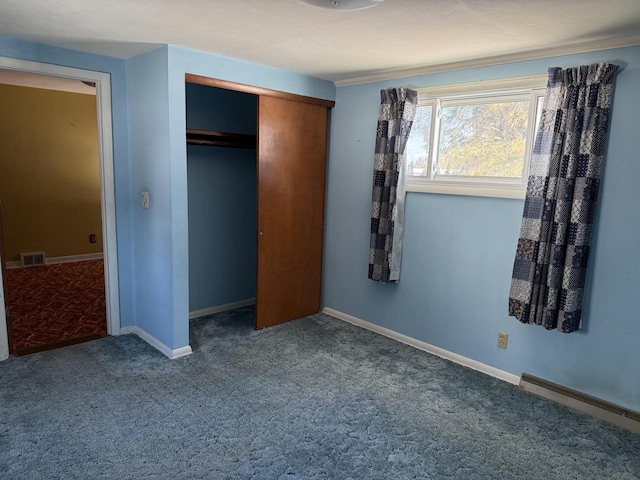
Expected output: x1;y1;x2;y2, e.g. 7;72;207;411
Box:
406;75;548;199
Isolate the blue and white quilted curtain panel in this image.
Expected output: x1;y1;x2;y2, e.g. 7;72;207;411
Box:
368;87;417;283
509;63;618;333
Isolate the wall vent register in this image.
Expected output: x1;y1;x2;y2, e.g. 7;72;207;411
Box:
20;252;46;267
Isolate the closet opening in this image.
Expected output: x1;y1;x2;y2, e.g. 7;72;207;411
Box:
185;82;258;334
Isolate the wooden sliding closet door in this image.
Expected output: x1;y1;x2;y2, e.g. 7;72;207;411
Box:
256;96;328;329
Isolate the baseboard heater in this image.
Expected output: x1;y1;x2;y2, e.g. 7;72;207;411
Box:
520;373;640;434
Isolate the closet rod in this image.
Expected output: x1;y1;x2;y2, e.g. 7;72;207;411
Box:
186;129;256;149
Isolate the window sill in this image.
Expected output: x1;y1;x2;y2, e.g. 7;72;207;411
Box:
405;181;525;199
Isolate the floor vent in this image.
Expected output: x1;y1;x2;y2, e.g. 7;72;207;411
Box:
520;373;640;434
20;252;46;267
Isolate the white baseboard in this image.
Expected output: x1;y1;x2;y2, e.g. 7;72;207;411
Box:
189;298;255;320
322;307;521;385
48;252;104;265
118;325;192;359
118;326;136;335
6;252;103;269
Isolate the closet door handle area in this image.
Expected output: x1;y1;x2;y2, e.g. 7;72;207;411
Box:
259;226;264;236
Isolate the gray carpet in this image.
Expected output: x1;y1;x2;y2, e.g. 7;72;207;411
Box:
1;306;639;479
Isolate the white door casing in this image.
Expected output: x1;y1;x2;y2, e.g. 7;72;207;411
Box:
0;57;120;360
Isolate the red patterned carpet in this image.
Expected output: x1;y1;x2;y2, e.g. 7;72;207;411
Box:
5;260;107;355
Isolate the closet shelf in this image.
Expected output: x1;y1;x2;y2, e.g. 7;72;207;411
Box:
186;129;256;149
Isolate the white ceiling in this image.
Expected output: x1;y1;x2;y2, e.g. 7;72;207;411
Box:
1;0;640;83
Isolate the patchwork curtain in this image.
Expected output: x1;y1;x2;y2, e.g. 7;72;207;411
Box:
509;63;618;332
368;87;417;283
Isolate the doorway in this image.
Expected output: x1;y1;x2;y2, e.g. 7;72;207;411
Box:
0;58;119;360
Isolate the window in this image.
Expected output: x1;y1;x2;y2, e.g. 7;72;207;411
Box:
405;75;547;199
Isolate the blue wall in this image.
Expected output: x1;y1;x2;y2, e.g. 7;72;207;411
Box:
323;46;640;412
186;84;257;312
127;46;176;347
0;36;135;329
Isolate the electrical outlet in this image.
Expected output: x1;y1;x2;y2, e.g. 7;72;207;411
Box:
142;191;150;209
89;234;97;244
497;332;508;349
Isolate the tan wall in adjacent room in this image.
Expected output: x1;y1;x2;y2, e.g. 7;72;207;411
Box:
0;84;102;262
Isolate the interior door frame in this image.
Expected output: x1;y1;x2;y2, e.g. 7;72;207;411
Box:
0;201;7;359
185;74;334;108
0;57;120;361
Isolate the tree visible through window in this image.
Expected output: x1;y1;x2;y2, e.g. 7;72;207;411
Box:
437;100;529;178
